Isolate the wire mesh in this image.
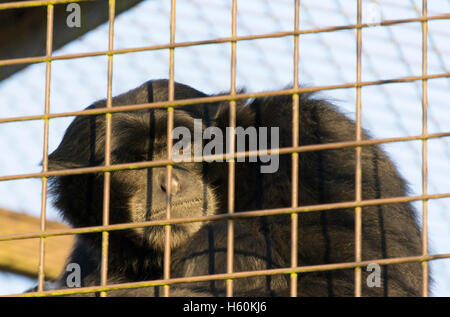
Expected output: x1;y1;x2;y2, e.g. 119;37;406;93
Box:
0;0;449;297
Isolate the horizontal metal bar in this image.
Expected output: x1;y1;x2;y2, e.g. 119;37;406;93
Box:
10;252;450;297
0;13;448;67
0;0;93;10
1;131;449;182
0;191;449;242
0;72;449;125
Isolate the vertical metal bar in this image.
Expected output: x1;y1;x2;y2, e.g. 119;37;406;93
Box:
37;3;54;292
226;0;237;297
354;0;363;297
163;0;176;298
100;0;115;297
290;0;300;298
421;0;429;297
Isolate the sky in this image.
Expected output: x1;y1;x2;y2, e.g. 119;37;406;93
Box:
0;0;449;296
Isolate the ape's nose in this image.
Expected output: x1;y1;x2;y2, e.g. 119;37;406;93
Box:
159;173;181;195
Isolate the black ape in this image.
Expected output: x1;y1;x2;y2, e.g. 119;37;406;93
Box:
47;79;423;296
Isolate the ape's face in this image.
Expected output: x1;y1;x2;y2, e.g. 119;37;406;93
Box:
110;110;219;250
49;108;220;251
111;163;217;251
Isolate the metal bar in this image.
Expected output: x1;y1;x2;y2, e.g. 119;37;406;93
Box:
1;72;449;125
226;0;237;298
2;131;449;182
0;13;448;67
37;3;54;292
290;0;300;298
421;0;429;298
0;0;93;10
354;0;362;297
13;252;450;297
99;0;115;297
163;0;177;298
2;191;450;243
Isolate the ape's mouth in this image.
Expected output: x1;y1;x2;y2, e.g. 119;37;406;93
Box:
148;197;204;220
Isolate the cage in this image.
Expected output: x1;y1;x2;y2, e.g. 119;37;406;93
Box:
0;0;449;297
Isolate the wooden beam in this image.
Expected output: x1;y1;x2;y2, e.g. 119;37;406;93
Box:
0;0;144;81
0;208;74;280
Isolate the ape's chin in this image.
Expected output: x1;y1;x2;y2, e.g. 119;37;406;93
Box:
143;224;199;251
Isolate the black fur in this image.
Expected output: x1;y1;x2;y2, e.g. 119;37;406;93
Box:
47;79;423;296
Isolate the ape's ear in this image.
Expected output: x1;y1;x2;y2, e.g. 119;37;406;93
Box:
48;113;105;171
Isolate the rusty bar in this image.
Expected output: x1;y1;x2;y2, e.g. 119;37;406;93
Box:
226;0;237;298
37;3;54;292
1;72;449;125
99;0;115;297
2;191;450;243
1;132;449;182
421;0;429;298
14;252;450;297
354;0;362;297
1;131;450;182
163;0;177;298
1;14;449;67
0;0;93;10
290;0;300;298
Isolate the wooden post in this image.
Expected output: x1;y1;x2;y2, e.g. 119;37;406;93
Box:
0;208;74;280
